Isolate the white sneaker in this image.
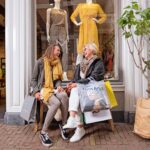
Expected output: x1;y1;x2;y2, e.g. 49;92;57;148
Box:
70;127;85;142
63;116;77;129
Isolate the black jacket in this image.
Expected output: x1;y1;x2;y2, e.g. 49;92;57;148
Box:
72;58;105;84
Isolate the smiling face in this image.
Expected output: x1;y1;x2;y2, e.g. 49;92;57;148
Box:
84;47;93;59
53;45;61;58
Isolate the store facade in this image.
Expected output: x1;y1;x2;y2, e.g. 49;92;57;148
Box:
4;0;149;124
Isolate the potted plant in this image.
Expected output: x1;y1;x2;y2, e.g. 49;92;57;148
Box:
118;1;150;139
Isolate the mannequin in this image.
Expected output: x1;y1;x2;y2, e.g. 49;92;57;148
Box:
46;0;69;80
70;0;107;64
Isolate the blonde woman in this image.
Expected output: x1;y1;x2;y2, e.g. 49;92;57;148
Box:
63;43;105;142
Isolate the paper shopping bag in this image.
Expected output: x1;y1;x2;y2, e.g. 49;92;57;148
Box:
105;81;118;108
20;95;36;123
78;81;110;112
84;109;112;124
133;98;150;139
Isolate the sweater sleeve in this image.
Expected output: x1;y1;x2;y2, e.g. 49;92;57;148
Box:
97;4;107;24
30;60;40;95
90;59;105;81
70;4;80;24
77;59;105;84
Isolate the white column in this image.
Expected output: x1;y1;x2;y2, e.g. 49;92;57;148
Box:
5;0;36;113
121;0;148;113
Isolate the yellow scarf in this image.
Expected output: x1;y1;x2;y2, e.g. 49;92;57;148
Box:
42;57;63;102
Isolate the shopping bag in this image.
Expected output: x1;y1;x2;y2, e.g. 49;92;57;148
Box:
105;81;118;108
78;81;110;112
20;95;36;123
133;98;150;139
84;109;112;124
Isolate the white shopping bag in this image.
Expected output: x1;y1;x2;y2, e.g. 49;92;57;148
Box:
84;109;112;124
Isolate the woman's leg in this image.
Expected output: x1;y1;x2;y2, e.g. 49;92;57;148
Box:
55;91;69;140
63;87;80;129
55;91;68;125
42;95;60;132
68;87;80;113
39;95;60;147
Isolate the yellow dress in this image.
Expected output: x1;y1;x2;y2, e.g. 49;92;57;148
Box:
70;3;107;54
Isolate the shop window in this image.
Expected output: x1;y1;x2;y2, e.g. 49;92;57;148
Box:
36;0;119;80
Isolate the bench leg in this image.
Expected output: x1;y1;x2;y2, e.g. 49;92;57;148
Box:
33;121;38;133
108;119;115;132
39;102;44;130
33;102;44;132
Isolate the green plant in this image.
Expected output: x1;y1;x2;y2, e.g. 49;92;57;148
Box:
118;1;150;93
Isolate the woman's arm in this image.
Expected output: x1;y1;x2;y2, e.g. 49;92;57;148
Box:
30;60;40;96
89;59;105;81
71;64;81;83
92;4;107;24
70;4;82;26
77;59;105;84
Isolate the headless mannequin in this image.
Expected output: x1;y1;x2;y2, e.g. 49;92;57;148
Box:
46;0;69;80
73;0;95;64
71;0;106;65
72;0;98;26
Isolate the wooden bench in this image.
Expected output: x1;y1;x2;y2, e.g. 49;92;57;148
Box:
34;103;115;132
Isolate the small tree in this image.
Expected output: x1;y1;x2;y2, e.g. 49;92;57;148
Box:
118;1;150;94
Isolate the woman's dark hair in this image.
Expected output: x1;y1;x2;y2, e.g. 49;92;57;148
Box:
42;43;63;61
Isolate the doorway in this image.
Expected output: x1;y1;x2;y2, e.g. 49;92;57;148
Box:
0;0;5;122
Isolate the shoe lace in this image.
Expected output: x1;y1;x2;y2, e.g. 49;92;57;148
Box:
44;133;49;141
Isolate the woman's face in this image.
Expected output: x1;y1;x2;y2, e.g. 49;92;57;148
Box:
53;45;61;58
84;47;93;59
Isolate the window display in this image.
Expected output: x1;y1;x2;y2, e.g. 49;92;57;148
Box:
36;0;116;80
46;0;69;80
70;0;107;64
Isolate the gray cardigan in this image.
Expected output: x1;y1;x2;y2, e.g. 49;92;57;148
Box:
30;58;62;96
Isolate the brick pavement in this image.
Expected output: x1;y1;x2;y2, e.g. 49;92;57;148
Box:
0;123;149;150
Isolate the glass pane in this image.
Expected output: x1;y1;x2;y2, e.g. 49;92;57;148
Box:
36;0;117;80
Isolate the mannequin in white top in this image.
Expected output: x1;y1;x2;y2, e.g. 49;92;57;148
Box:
46;0;69;80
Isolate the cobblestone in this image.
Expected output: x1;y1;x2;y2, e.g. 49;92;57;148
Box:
0;123;149;150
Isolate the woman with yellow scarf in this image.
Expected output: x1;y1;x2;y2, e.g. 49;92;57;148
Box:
30;43;69;147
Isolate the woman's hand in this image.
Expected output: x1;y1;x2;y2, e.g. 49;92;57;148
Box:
92;18;98;23
74;20;83;26
67;82;72;88
35;92;41;100
70;83;77;89
57;86;64;93
67;82;77;90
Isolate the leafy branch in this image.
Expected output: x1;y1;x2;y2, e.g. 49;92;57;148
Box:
118;1;150;93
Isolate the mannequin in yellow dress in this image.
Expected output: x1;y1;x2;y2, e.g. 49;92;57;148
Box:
70;0;107;64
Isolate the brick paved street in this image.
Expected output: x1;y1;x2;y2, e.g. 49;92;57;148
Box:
0;123;149;150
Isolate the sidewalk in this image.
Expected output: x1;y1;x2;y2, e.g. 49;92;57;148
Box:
0;122;149;150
